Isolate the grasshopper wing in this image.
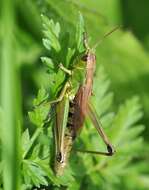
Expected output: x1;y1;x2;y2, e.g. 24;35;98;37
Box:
87;102;115;155
54;96;70;161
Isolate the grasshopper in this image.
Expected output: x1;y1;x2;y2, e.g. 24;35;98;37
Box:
50;27;119;175
40;25;119;175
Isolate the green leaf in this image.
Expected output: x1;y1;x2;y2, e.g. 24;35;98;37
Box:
28;104;50;127
42;38;51;50
22;129;30;154
36;159;61;186
22;160;48;188
111;96;143;140
28;87;50;127
30;144;40;160
66;47;75;67
41;15;61;52
33;87;49;106
75;12;85;52
41;56;55;72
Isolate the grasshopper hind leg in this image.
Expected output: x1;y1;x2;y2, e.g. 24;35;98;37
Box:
75;103;116;156
75;146;115;156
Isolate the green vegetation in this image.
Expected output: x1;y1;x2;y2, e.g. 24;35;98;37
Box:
0;0;149;190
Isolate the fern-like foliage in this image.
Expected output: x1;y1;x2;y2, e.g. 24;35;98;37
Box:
20;14;149;190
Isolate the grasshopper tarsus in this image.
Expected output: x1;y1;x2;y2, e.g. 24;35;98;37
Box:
107;144;115;156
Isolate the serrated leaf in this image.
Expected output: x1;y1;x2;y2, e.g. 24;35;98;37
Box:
41;56;55;71
110;96;143;140
29;88;50;127
36;159;61;186
66;48;75;67
33;87;49;106
42;38;51;50
28;104;50;127
22;129;30;153
30;144;40;160
55;22;61;37
42;17;60;38
42;15;61;52
75;12;85;52
22;160;48;187
97;92;114;115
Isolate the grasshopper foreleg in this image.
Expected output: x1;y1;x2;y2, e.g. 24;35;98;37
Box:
35;82;71;108
59;63;72;75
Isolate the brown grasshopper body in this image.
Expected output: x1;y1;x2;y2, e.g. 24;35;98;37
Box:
54;51;96;175
72;51;96;135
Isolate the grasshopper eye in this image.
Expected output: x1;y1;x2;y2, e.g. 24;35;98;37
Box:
81;54;88;62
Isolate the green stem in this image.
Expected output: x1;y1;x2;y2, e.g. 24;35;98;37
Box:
1;0;21;190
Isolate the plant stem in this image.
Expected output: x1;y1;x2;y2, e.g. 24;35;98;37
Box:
1;0;21;190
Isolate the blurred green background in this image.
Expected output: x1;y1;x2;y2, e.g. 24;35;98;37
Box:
0;0;149;190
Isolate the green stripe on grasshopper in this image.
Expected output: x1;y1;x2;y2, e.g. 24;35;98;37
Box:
54;92;71;175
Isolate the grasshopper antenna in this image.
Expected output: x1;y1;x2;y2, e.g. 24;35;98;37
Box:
93;25;121;50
